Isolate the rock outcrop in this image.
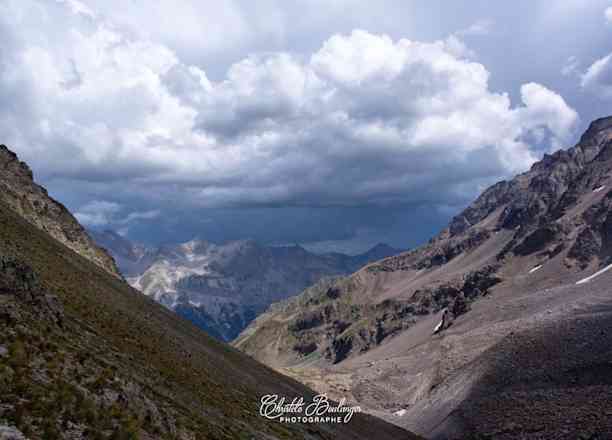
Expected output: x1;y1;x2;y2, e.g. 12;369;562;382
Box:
0;145;120;277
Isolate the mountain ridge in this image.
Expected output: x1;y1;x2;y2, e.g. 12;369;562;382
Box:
234;116;612;439
91;229;404;341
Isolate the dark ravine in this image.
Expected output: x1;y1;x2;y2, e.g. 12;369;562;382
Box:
0;145;419;439
235;116;612;439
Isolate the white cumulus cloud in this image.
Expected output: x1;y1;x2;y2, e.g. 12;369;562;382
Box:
75;201;121;226
75;200;159;227
581;53;612;98
457;19;495;37
561;56;580;77
0;1;579;218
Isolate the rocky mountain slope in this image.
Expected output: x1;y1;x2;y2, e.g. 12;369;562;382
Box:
0;146;418;439
0;145;120;278
91;230;402;341
235;116;612;439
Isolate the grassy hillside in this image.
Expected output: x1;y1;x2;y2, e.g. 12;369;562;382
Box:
0;200;417;440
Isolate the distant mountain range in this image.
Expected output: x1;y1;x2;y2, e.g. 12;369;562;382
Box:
90;229;403;341
234;116;612;439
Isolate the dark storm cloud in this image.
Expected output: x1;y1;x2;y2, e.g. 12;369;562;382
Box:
1;0;612;247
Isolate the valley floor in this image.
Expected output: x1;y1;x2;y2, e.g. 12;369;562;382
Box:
270;265;612;439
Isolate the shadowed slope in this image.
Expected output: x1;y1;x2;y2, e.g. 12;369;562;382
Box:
426;272;612;439
0;198;419;439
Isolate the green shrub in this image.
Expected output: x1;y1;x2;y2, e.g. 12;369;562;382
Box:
42;420;61;439
8;339;27;369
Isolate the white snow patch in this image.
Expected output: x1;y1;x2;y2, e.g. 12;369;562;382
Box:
529;264;543;274
393;409;407;417
127;275;142;290
576;263;612;285
433;319;444;333
593;185;606;193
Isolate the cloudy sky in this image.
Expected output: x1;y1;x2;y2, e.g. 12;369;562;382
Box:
1;0;612;253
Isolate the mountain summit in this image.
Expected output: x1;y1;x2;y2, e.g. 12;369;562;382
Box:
235;116;612;439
